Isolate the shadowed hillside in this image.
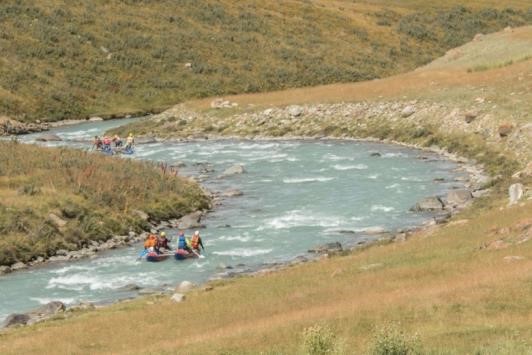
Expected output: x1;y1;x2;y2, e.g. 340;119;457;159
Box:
0;0;530;122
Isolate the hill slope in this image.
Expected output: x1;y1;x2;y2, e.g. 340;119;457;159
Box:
0;1;531;123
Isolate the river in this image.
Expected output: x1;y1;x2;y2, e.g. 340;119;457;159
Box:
0;119;469;322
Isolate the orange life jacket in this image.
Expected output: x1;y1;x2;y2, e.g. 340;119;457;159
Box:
144;235;157;248
191;235;200;249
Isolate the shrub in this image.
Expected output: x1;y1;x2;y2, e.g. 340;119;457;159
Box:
370;323;422;355
302;325;339;355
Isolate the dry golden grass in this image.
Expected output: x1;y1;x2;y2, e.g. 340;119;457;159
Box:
0;198;530;354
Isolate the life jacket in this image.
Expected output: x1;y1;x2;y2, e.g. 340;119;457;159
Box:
144;235;157;249
177;235;187;249
191;235;200;250
158;237;169;249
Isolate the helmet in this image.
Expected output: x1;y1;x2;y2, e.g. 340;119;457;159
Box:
128;133;133;137
160;232;166;237
194;231;200;236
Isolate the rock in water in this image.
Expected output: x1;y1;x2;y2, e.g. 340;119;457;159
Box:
171;293;186;303
0;266;11;275
2;314;30;328
508;183;524;205
411;196;444;211
219;164;245;178
446;189;473;207
222;189;244;197
35;133;62;142
177;211;204;229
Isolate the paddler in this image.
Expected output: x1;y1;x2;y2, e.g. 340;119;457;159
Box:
190;231;205;253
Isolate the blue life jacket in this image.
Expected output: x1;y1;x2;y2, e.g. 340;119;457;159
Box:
178;235;186;249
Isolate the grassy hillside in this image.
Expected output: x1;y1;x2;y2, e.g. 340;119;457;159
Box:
0;141;209;267
0;0;531;123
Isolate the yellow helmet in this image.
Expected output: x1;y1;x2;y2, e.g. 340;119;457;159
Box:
128;133;133;137
160;231;166;237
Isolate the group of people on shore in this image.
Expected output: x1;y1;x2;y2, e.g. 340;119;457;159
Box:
143;230;205;255
93;133;134;152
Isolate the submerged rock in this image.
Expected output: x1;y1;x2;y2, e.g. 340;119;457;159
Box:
222;188;244;197
35;133;62;142
219;164;245;178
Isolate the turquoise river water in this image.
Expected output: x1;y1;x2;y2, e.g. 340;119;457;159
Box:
0;119;469;322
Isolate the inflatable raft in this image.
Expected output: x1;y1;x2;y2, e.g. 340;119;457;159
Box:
174;249;200;260
146;252;170;262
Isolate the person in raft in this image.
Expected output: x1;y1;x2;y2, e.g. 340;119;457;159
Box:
112;134;123;147
177;230;193;253
190;231;205;253
157;231;171;252
143;233;158;253
93;136;103;150
102;136;112;150
125;133;134;150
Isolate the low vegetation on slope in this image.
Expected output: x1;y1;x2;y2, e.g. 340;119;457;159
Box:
0;141;209;266
0;0;531;122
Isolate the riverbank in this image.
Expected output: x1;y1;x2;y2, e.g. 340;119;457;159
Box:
0;141;210;271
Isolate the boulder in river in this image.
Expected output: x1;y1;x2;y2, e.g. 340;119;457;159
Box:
218;164;245;178
118;283;143;292
411;196;444;211
177;211;205;230
222;188;244;197
35;133;62;142
308;242;343;254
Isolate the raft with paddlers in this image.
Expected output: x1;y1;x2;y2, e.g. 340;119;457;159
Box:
146;252;170;262
174;249;200;260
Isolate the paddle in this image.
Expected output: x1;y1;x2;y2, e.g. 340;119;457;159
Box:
137;249;148;260
192;249;205;259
